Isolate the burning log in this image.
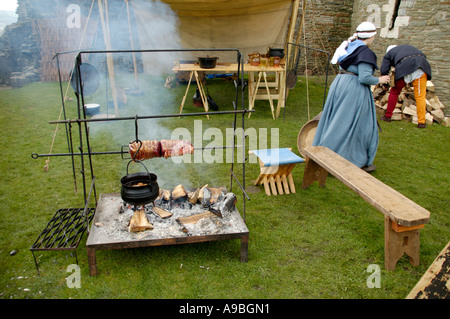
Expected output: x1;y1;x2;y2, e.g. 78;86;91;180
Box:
210;192;237;218
152;206;172;219
128;210;153;232
176;211;217;225
172;184;187;200
197;184;208;204
201;187;212;207
159;189;171;201
207;187;227;204
188;188;201;204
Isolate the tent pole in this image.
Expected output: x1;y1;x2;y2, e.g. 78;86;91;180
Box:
98;0;119;116
285;0;300;54
125;0;139;87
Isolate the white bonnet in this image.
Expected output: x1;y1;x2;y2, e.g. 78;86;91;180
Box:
356;21;377;39
386;45;397;53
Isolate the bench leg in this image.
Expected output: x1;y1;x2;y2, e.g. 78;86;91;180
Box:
384;217;421;271
302;157;328;189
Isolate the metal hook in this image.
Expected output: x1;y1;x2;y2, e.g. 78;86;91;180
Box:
134;115;139;141
131;115;143;162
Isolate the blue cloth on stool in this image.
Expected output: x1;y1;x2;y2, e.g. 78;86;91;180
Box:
251;148;304;167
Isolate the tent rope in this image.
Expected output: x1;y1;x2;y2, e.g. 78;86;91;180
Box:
303;15;310;121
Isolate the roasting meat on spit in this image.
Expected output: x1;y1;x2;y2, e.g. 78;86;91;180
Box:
129;139;194;161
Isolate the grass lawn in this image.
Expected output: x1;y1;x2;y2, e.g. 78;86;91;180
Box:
0;72;448;300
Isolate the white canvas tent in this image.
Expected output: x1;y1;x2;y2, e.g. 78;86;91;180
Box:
126;0;299;71
131;0;295;58
94;0;302;113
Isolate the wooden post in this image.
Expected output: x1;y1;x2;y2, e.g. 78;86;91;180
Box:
285;0;300;53
98;0;119;116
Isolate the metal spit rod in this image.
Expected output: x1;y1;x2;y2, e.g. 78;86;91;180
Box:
31;145;244;159
48;109;254;125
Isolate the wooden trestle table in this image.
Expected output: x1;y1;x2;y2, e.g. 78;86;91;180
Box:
172;62;287;119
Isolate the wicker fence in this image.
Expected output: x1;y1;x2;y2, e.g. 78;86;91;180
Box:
33;17;98;82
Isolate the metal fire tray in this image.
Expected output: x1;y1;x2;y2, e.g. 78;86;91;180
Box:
86;193;249;276
30;207;96;273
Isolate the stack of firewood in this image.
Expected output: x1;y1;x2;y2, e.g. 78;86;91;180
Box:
372;81;448;126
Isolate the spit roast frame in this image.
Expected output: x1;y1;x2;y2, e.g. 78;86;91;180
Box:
30;49;252;274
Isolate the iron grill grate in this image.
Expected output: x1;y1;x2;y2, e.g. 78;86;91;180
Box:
31;207;95;251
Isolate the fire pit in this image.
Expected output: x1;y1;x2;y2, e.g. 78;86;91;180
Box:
86;186;249;276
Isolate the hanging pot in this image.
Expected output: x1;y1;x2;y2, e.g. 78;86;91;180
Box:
120;159;159;206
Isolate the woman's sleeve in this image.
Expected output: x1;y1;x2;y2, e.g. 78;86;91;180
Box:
357;63;379;86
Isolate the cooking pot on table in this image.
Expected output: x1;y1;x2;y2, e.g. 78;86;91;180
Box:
268;48;285;59
198;56;218;69
120;159;159;206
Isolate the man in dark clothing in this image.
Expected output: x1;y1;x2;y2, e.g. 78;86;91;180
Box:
379;45;432;128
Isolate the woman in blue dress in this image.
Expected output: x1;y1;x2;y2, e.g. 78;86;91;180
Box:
312;22;390;172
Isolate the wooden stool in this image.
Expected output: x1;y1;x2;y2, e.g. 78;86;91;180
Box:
249;148;304;196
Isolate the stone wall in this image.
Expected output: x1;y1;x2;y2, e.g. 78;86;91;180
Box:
352;0;449;105
294;0;354;76
0;0;41;87
0;0;141;87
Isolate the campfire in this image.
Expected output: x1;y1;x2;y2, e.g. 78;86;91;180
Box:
126;184;237;233
93;184;244;242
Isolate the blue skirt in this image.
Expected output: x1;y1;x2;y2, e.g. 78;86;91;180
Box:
312;74;379;167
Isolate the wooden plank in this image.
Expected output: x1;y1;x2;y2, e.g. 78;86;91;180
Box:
303;146;430;227
407;241;450;299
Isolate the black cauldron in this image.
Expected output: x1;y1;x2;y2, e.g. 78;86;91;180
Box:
268;48;285;59
120;161;159;206
198;56;218;69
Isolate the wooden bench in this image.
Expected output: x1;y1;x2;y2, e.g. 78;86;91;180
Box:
302;145;430;271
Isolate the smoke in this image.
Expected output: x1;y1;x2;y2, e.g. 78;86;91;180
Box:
79;0;196;188
59;1;262;190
